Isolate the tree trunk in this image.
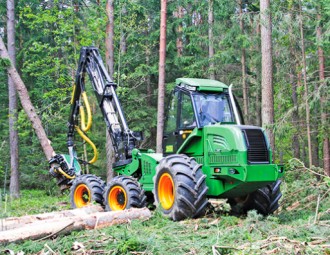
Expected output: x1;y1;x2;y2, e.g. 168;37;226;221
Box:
0;37;55;161
156;0;167;153
311;12;320;167
254;16;262;127
146;48;152;106
120;5;127;54
7;0;20;199
288;11;300;159
105;0;115;182
260;0;275;159
239;0;248;124
2;205;103;231
175;6;184;57
317;12;330;176
208;0;215;79
105;0;115;76
311;99;319;167
298;0;313;168
0;206;151;244
290;72;300;159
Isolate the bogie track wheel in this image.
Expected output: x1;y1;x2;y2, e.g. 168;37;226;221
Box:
103;175;147;211
153;154;208;221
70;174;105;208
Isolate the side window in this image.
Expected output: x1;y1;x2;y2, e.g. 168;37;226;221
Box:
165;91;179;133
179;93;196;129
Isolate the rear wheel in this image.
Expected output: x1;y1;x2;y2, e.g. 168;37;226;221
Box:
70;174;105;208
153;155;208;221
103;175;146;211
230;180;282;215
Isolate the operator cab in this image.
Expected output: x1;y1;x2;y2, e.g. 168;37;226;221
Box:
163;78;242;154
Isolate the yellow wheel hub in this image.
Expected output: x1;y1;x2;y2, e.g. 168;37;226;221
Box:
158;173;175;210
109;186;127;210
74;184;91;208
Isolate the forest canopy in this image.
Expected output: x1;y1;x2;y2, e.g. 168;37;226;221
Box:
0;0;329;191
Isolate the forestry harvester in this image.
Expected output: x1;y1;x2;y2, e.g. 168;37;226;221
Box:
49;47;284;220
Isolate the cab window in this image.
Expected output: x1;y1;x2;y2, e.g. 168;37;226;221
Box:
165;91;179;134
179;93;196;129
193;93;234;127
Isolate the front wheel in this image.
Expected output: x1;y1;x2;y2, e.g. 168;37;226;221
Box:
153;155;208;221
103;175;147;211
70;174;105;208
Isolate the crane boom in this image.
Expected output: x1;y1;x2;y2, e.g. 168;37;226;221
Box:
49;47;141;187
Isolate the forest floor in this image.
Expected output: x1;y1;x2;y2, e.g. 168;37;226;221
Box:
1;162;329;255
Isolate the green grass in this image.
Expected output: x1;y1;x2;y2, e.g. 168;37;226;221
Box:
1;206;329;254
1;165;330;255
0;189;70;218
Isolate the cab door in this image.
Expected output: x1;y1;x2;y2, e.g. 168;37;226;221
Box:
163;90;196;154
163;90;180;154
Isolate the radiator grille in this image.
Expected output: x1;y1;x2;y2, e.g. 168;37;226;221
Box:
209;155;237;164
242;129;269;164
195;157;204;165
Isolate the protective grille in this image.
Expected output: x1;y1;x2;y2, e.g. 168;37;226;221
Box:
209;155;237;164
242;129;269;164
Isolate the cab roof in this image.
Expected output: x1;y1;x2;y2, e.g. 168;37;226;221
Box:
176;78;228;92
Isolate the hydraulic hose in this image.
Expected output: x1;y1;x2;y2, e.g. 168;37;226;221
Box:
70;84;76;104
57;168;76;180
75;125;98;164
79;92;93;132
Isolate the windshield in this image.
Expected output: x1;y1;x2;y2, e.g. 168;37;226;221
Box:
193;93;234;127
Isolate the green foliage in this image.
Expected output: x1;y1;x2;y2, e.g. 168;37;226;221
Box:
0;189;70;218
0;68;9;187
0;0;329;253
0;58;11;69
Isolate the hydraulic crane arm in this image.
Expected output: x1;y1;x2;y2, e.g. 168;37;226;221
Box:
49;47;141;185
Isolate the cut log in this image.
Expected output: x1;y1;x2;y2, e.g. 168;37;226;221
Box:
0;207;151;244
1;205;104;231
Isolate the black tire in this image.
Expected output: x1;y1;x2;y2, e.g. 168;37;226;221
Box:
153;155;208;221
70;174;105;208
103;175;147;211
230;180;282;215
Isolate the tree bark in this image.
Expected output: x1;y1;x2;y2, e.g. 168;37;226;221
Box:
298;0;313;168
7;0;20;199
288;11;300;159
290;72;300;159
260;0;275;159
156;0;167;153
239;0;248;123
105;0;115;77
2;205;103;231
317;12;330;176
175;6;184;57
254;16;262;127
105;0;116;182
0;206;151;244
120;5;127;54
208;0;215;79
0;37;55;161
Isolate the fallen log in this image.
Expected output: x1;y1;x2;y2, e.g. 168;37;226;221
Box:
0;207;151;244
1;205;104;231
